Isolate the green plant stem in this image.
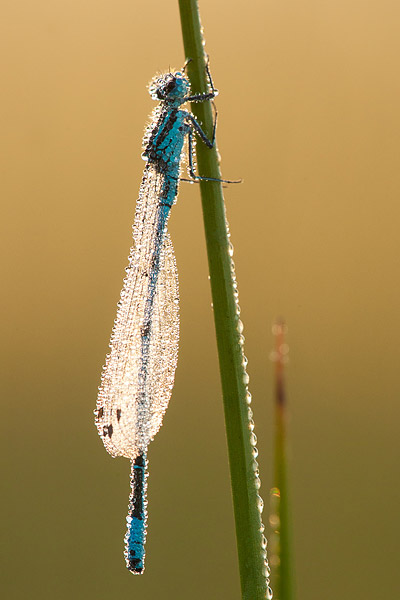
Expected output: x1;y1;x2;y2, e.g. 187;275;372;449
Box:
272;321;294;600
178;2;270;598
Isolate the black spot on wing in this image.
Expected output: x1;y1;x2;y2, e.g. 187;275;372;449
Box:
117;409;121;422
103;424;113;438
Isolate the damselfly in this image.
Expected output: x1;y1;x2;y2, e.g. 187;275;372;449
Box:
95;62;234;574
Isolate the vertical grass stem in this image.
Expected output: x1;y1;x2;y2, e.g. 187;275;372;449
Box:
178;1;271;598
270;320;294;600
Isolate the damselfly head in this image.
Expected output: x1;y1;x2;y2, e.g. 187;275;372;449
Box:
149;72;190;103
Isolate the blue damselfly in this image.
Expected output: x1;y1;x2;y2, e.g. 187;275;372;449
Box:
95;62;234;574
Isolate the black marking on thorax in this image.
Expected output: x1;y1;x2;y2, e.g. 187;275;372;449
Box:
155;108;179;147
143;108;181;165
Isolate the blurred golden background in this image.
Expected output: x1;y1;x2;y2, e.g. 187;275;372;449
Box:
2;1;399;598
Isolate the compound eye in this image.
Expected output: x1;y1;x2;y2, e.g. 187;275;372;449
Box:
164;78;176;95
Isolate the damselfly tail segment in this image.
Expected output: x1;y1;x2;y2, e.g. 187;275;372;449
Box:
95;62;233;573
124;452;148;574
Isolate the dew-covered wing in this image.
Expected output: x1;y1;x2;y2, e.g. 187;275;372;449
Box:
95;165;179;460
